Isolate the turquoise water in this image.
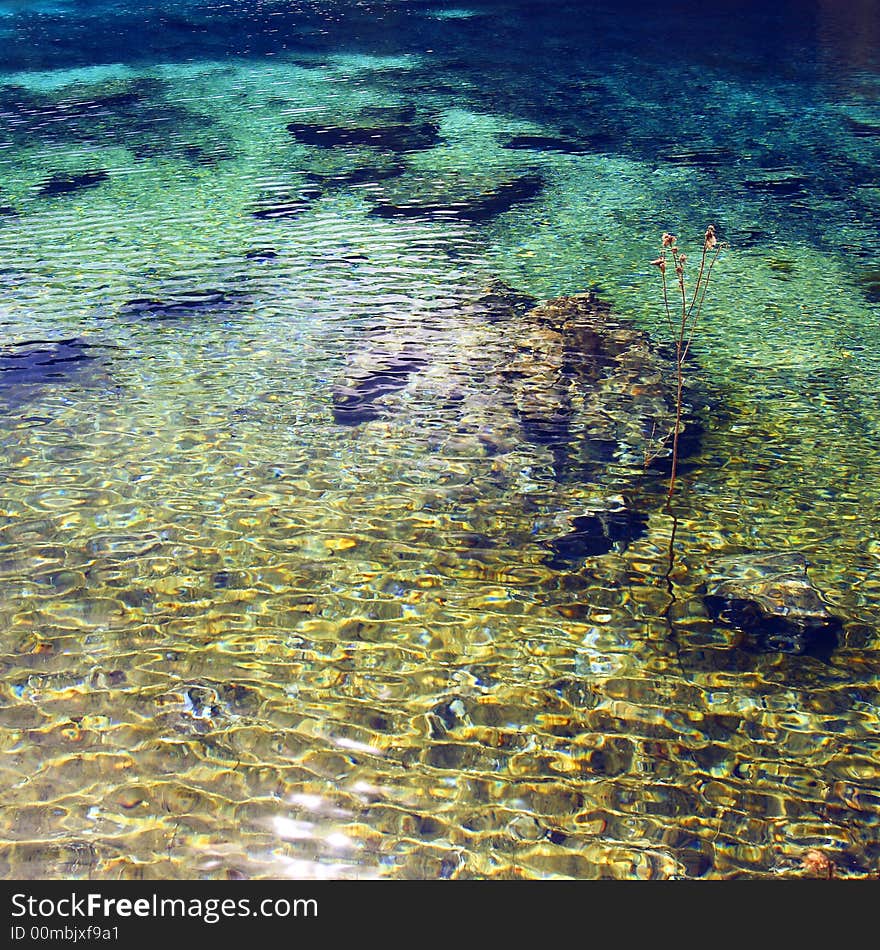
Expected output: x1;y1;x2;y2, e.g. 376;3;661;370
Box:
1;0;879;879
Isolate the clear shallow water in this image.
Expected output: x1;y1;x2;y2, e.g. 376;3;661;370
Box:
0;0;879;879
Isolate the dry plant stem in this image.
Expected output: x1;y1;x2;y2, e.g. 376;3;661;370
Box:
671;265;688;500
656;263;688;500
683;244;722;362
660;268;675;336
652;227;723;501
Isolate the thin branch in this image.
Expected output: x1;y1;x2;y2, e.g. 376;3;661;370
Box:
649;226;725;502
683;242;723;362
686;241;709;320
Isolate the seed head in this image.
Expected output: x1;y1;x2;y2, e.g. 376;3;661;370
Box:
801;849;834;879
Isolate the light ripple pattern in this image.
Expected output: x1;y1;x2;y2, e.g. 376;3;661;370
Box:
0;0;879;881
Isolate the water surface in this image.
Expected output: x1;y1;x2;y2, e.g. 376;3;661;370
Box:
1;0;879;880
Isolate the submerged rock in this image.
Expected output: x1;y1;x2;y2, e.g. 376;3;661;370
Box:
332;345;429;425
331;280;534;426
117;289;247;321
501;134;591;155
329;285;705;563
250;199;311;220
505;292;691;475
544;501;648;568
703;552;842;655
844;116;880;139
297;139;409;190
0;338;99;385
244;247;278;262
660;145;737;168
711;223;766;249
287;120;440;153
0;79;158;134
153;681;258;736
462;280;537;322
38;169;109;197
743;170;810;198
331;288;698;481
181;142;233;165
305;162;407;190
369;172;544;221
0;338;107;407
855;267;880;303
0;78;222;165
250;185;322;220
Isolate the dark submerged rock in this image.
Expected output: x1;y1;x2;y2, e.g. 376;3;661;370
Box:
38;169;109;197
0;78;226;167
743;170;811;198
287;120;440;153
768;257;796;279
855;268;880;303
0;338;99;388
0;339;111;408
462;280;537;322
369;173;544;221
332;348;429;425
117;289;246;322
505;293;694;477
250;199;310;220
250;185;322;219
181;142;232;165
0;80;155;131
501;134;591;155
844;116;880;138
244;247;278;262
714;223;767;248
305;162;407;190
660;145;737;168
703;552;843;656
544;503;649;568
